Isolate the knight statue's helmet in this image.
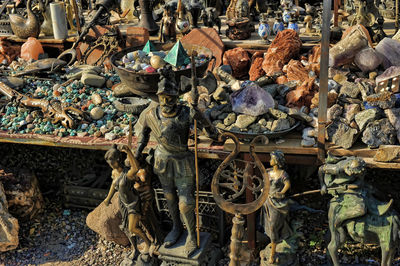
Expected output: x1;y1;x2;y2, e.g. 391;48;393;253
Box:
157;66;179;96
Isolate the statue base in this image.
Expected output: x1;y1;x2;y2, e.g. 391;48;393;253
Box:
158;232;220;265
226;18;252;40
260;240;299;266
120;253;159;266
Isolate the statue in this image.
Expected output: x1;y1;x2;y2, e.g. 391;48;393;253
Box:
159;4;177;43
319;154;400;266
135;67;218;257
103;144;157;263
260;150;298;266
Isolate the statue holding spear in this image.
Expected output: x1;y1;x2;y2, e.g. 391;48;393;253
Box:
134;63;218;257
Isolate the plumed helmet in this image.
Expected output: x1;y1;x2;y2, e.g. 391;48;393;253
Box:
156;66;179;96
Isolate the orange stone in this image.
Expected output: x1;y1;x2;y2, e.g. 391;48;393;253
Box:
276;75;288;84
222;47;250;79
249;57;265;81
262;30;302;76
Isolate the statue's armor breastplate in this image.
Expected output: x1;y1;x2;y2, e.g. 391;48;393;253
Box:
158;105;191;152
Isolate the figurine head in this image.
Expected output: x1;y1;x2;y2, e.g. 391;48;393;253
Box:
157;66;179;115
105;144;125;170
344;157;366;176
270;150;285;168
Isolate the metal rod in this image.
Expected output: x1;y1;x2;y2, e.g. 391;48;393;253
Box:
290;185;359;198
194;119;200;248
396;0;399;31
317;0;331;164
334;0;339;27
71;0;81;33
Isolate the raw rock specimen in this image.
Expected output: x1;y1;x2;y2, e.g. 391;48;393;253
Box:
355;108;381;131
86;192;129;246
222;47;250;79
262;30;302;76
327;121;358;149
384;108;400;142
286;77;317;108
0;168;43;221
0;181;19;252
0;37;20;65
376;66;400;87
362;119;397;148
329;25;370;67
354;47;382;72
375;37;400;68
249;57;265;81
286;60;309;82
230;82;275;116
327;104;343;123
366;91;397;109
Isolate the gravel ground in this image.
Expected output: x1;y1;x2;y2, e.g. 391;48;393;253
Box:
1;144;400;265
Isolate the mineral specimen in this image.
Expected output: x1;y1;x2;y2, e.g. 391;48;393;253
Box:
262;30;302;76
362;118;397;148
375;37;400;68
222;47;251;79
230;81;274;116
327;121;358;149
354;47;382;72
249;57;265;81
234;114;257;129
355;108;381;131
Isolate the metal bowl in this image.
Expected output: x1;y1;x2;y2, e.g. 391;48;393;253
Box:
111;43;213;101
217;121;301;141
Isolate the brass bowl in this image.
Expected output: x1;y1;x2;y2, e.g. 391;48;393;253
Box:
111;43;213;101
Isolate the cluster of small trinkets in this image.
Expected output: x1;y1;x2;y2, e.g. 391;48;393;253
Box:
116;40;209;72
0;73;133;139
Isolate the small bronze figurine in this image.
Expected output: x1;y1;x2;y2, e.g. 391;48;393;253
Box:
159;4;177;43
319;154;400;266
262;151;292;264
135;67;218;257
103;144;154;260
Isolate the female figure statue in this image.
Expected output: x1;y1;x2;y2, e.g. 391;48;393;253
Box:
263;150;292;264
103;144;152;259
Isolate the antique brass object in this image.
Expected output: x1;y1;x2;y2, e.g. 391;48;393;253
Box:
319;154;400;266
9;0;40;39
0;81;89;129
211;133;270;266
135;67;218;257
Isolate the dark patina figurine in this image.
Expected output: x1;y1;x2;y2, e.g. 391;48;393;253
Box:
319;154;400;266
135;67;218;257
260;151;293;265
201;7;221;34
104;144;155;261
159;4;177;43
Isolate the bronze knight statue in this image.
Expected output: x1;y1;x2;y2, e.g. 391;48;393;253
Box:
135;67;218;257
319;154;400;266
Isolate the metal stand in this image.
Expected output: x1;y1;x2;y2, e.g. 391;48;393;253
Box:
138;0;158;35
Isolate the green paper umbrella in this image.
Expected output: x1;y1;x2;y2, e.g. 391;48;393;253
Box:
142;40;157;54
163;41;190;67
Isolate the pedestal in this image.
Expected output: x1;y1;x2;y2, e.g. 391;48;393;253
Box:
120;253;159;266
158;232;219;266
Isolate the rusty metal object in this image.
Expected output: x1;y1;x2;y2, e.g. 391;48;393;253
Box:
81;29;120;66
317;0;331;164
0;81;89;129
211;133;270;266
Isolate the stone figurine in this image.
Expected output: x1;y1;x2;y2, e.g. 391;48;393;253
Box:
103;144;155;262
319;154;400;266
261;150;293;265
135;67;218;257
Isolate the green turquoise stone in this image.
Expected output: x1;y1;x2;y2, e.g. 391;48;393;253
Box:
164;41;190;67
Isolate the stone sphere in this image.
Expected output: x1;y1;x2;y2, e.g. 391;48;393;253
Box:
91;93;103;105
150;55;166;69
90;107;104;120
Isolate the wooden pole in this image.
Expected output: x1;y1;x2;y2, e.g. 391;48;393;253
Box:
194;119;200;248
396;0;399;31
317;0;331;164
